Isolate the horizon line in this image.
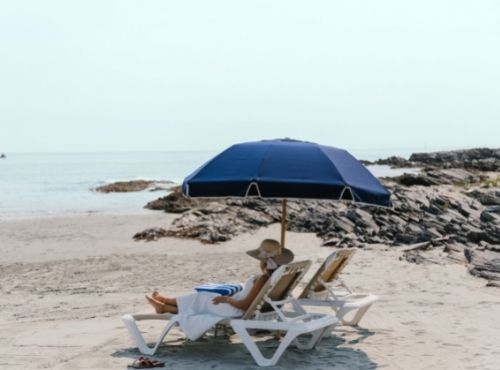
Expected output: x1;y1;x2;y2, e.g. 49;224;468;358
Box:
1;144;498;156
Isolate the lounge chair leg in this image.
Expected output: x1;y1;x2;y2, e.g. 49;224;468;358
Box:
231;322;301;367
122;314;178;355
338;304;372;326
293;321;336;350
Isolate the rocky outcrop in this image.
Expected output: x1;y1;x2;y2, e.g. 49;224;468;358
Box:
145;179;498;249
465;247;500;287
390;168;485;187
133;227;169;241
363;156;414;168
467;189;500;206
138;148;500;286
364;148;500;171
95;180;174;193
145;186;204;213
408;148;500;171
165;199;280;243
151;177;498;285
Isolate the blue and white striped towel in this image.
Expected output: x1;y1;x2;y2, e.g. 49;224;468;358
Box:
194;283;243;296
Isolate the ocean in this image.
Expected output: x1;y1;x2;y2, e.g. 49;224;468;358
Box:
0;150;418;218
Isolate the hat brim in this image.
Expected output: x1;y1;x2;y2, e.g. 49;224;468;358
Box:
246;248;294;266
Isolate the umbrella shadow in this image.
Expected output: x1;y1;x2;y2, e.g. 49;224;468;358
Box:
112;332;379;369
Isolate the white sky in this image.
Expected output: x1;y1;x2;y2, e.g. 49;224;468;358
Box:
0;1;499;153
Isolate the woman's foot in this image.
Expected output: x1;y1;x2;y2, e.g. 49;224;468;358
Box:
152;291;175;305
145;295;168;314
145;295;178;314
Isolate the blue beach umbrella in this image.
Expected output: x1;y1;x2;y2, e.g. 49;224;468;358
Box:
182;139;391;247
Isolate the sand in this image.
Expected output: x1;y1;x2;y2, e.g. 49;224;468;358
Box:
1;212;500;369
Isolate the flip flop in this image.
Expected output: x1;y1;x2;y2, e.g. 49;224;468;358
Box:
129;356;165;369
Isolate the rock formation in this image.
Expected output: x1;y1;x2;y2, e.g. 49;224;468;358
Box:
409;148;500;171
137;148;500;286
95;180;174;193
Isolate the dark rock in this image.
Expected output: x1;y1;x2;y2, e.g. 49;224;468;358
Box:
393;173;437;187
392;168;483;187
486;281;500;287
374;156;413;168
409;148;500;171
145;186;205;213
467;189;500;206
427;168;483;185
345;209;379;231
95;180;174;193
237;208;274;226
401;243;443;265
465;248;500;284
480;208;500;223
133;227;169;241
322;238;340;247
444;243;467;263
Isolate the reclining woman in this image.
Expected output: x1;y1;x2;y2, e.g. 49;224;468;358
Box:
146;239;294;317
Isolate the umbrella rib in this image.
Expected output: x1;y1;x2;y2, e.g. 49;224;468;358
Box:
316;145;353;201
254;142;274;185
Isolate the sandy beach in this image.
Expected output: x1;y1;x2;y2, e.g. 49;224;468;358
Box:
1;212;499;370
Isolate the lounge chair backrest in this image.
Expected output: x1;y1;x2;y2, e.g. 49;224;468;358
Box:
241;260;312;320
298;249;355;299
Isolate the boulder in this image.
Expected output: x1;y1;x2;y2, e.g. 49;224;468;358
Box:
392;173;438;187
95;180;174;193
480;207;500;223
465;248;500;284
133;227;169;241
468;189;500;206
374;156;413;168
145;186;205;213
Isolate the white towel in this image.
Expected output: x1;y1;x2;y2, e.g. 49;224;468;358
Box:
175;292;244;340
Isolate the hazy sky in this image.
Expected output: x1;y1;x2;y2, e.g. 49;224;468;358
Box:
0;1;499;153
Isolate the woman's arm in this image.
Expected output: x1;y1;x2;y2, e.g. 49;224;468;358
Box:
212;275;269;311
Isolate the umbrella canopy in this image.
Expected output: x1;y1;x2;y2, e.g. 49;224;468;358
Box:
183;139;391;207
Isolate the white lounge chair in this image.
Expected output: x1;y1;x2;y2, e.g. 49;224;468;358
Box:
122;260;338;367
298;249;379;326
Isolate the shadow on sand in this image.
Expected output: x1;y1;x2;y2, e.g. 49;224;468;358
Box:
112;328;378;369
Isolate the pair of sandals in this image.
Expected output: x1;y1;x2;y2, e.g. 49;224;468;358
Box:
129;356;165;369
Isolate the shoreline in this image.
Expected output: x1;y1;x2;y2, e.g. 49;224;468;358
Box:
0;208;159;222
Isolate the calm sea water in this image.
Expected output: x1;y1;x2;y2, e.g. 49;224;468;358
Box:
0;150;418;218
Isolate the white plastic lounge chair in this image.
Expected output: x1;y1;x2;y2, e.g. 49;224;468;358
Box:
298;249;379;326
122;260;338;367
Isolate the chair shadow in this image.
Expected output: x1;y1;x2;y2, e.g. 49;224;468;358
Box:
334;325;376;345
112;330;379;369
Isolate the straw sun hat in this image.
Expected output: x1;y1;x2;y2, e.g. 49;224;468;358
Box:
246;239;294;269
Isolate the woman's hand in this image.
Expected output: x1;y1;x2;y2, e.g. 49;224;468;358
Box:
212;296;229;305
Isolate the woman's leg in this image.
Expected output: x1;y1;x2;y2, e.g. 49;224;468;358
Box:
152;291;177;307
145;296;179;314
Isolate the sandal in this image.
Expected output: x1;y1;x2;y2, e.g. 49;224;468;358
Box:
129;356;165;369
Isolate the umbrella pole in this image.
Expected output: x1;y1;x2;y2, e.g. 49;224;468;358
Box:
280;198;287;249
